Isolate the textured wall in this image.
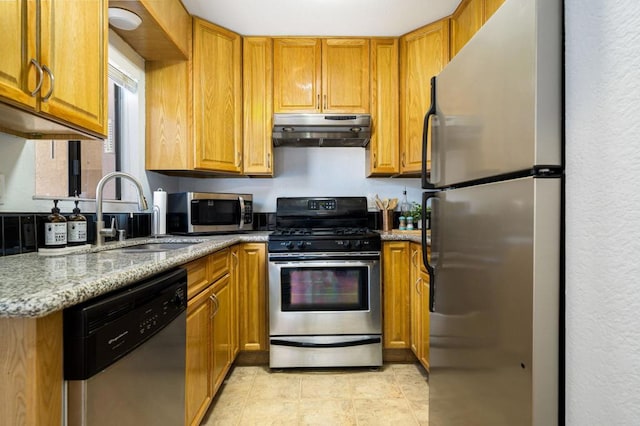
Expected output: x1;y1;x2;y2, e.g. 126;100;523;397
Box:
565;0;640;424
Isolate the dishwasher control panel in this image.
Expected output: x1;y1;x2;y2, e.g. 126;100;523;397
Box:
63;268;187;380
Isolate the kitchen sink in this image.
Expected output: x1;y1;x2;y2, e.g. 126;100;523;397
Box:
108;242;200;253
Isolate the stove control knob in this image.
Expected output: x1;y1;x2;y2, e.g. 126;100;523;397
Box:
353;240;362;249
296;241;305;249
342;240;351;249
285;241;294;250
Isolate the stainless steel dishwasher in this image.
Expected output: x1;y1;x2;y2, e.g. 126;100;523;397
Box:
63;268;187;426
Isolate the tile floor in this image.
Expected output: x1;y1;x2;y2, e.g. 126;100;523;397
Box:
201;363;429;425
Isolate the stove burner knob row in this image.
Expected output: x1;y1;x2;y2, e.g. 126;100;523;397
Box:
284;241;305;250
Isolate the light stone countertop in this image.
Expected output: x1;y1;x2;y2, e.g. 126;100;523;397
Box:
0;230;427;318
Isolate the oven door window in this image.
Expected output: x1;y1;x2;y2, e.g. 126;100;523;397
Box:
191;199;239;226
280;266;369;311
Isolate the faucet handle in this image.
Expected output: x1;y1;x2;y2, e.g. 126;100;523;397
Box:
99;217;118;238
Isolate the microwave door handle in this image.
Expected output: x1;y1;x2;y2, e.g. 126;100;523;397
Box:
238;196;245;229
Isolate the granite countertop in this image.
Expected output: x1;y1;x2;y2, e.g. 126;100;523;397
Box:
0;230;427;319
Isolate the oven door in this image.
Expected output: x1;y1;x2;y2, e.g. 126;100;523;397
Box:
268;252;381;336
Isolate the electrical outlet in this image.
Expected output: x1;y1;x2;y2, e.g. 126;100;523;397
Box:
0;174;4;205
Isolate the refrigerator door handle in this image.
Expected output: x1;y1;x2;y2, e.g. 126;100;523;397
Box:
422;192;436;312
422;76;437;190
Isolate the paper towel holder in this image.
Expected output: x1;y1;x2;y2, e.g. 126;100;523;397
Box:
153;188;168;237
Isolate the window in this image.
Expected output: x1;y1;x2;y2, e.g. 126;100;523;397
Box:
34;63;137;201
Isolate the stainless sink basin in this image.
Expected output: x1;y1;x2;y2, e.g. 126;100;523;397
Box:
109;242;199;253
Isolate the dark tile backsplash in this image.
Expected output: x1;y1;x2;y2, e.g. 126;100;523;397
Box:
1;212;153;256
0;211;396;256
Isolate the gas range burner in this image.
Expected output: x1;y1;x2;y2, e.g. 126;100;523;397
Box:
271;227;375;237
268;196;381;253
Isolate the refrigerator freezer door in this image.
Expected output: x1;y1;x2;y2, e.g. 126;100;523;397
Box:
429;0;562;188
428;176;560;426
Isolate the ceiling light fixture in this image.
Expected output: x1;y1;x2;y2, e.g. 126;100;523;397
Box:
108;8;142;31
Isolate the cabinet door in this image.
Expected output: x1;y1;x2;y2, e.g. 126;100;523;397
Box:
273;38;321;113
243;37;273;176
193;18;242;173
484;0;506;22
450;0;484;58
230;246;240;358
400;19;449;175
409;244;422;357
186;288;212;426
322;38;370;113
0;0;37;110
238;243;267;351
383;241;410;349
211;274;231;394
145;57;193;171
367;38;399;176
39;0;107;136
419;270;431;370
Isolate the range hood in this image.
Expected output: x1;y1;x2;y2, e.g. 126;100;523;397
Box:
272;113;371;147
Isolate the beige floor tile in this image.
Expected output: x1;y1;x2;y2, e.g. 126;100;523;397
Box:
409;399;429;425
350;374;404;399
203;364;430;425
353;398;419;425
300;374;352;399
249;374;302;400
298;399;356;425
239;399;299;425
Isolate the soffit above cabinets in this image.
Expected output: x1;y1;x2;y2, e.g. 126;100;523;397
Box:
181;0;461;37
108;0;191;61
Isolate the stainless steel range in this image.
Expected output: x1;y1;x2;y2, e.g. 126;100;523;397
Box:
268;197;382;368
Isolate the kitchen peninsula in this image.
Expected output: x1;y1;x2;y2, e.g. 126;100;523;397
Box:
0;231;424;424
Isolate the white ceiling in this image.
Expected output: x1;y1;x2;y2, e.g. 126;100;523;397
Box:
180;0;461;36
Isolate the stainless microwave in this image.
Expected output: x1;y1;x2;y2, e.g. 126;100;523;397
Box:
167;192;253;234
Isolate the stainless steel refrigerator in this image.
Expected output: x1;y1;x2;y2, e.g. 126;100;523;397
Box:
421;0;563;425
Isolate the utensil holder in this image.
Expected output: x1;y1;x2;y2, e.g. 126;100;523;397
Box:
381;210;393;232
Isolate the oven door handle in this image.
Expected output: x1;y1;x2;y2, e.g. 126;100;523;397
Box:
270;337;381;348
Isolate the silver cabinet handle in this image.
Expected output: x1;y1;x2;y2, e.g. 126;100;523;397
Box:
415;277;422;295
41;65;54;102
267;152;271;168
29;58;44;97
316;94;320;109
323;94;327;109
209;294;220;318
231;250;239;267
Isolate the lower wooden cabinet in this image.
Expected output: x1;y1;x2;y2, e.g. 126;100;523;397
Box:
409;243;430;370
186;286;213;426
211;274;232;394
185;243;267;425
382;241;411;349
185;248;231;426
238;243;268;351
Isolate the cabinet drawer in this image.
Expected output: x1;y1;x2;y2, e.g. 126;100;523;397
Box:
209;248;230;283
185;257;210;300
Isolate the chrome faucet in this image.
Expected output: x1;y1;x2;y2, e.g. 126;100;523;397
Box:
95;172;149;247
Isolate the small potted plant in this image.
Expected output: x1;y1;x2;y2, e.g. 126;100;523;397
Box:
410;202;431;229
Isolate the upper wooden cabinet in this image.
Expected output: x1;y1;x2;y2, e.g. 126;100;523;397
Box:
484;0;506;21
243;37;273;176
450;0;484;58
400;19;449;175
193;19;242;173
366;38;400;176
273;38;370;113
0;0;107;139
146;18;243;175
450;0;507;59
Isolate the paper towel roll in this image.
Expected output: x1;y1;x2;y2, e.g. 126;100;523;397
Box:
153;188;167;235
